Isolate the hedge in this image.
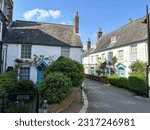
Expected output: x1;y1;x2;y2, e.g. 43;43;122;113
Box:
86;74;108;83
86;74;147;97
39;72;72;103
107;76;129;89
128;75;147;96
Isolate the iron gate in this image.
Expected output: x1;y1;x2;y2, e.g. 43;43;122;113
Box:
0;90;39;113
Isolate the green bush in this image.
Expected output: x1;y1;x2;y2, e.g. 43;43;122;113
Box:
39;72;72;103
86;74;108;83
45;56;84;87
86;74;128;89
108;76;129;89
128;75;147;96
0;72;18;98
107;76;119;86
15;80;36;92
129;60;147;76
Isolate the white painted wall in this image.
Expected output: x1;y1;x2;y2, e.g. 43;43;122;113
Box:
3;43;82;83
82;56;90;74
70;48;82;63
83;41;148;77
7;44;19;67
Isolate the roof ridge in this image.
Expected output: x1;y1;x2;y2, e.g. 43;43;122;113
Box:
94;14;147;53
97;15;146;43
15;20;74;27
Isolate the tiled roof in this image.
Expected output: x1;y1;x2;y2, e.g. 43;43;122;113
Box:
83;48;95;57
94;15;149;53
3;20;82;47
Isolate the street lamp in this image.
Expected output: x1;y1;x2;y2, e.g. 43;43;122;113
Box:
142;5;150;98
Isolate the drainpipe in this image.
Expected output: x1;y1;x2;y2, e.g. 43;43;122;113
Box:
5;44;8;72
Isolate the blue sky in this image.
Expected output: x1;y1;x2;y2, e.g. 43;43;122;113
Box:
13;0;150;47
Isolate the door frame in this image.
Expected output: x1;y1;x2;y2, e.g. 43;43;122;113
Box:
116;63;126;77
36;60;48;85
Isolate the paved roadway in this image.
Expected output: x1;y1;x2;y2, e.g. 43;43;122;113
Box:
84;79;150;113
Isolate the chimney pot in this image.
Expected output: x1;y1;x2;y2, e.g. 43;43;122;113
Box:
129;18;133;23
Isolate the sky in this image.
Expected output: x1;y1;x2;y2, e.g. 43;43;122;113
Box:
13;0;150;48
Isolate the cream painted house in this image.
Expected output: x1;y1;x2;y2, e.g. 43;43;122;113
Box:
83;15;149;77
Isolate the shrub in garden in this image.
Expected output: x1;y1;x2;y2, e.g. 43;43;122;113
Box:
0;72;18;98
128;75;147;96
72;59;85;85
129;60;147;76
39;72;72;103
45;56;84;87
15;80;36;92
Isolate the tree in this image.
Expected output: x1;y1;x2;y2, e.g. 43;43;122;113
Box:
129;60;147;76
96;56;117;76
111;56;118;74
44;56;84;87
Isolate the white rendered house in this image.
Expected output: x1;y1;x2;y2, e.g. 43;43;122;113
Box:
83;15;149;77
2;12;83;85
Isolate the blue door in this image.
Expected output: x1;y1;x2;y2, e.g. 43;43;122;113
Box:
36;62;47;85
116;63;126;77
118;67;125;77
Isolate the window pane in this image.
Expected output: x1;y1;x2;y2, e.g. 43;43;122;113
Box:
102;54;105;61
61;47;69;57
21;45;31;58
118;50;123;61
108;52;113;61
19;67;30;80
130;45;137;60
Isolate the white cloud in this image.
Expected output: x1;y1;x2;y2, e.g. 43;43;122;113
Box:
23;8;61;21
49;10;61;19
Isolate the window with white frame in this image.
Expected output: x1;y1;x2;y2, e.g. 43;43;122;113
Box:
19;67;30;80
101;53;105;61
91;56;94;63
108;52;113;61
111;36;117;44
118;50;124;61
130;45;137;60
96;55;99;63
21;45;31;58
61;47;70;58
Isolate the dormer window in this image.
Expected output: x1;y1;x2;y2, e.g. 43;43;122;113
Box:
111;36;117;44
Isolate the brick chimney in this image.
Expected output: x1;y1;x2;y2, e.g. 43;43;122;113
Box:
6;0;13;25
97;28;102;40
74;11;79;33
87;38;91;50
128;18;133;23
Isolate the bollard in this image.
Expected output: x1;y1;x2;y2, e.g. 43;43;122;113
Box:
42;100;48;113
